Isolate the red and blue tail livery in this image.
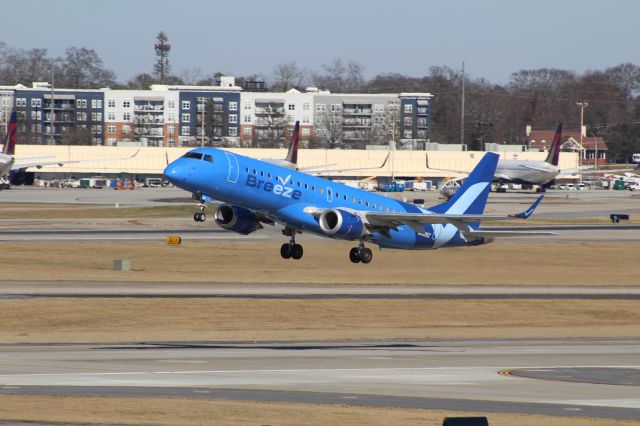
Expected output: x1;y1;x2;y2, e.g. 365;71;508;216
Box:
1;111;17;156
164;148;555;264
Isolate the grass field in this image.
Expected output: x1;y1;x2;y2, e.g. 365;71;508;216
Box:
1;240;639;284
1;395;636;426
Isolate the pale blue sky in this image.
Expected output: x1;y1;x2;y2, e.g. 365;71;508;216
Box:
3;0;638;84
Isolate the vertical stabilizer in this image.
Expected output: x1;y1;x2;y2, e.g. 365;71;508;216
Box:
285;121;300;165
430;152;499;215
1;111;17;156
545;123;563;166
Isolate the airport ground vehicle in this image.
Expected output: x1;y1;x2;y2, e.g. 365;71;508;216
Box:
80;176;109;189
59;179;81;188
381;182;406;192
145;177;163;188
406;180;432;191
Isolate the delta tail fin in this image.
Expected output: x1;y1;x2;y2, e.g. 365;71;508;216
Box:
430;152;499;215
1;111;17;156
285;121;300;165
545;123;563;166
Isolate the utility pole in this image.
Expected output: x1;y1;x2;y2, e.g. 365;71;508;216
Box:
576;101;589;183
50;69;55;146
460;61;465;147
200;97;205;148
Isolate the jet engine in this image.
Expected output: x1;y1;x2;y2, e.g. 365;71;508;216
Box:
318;208;366;240
214;204;262;235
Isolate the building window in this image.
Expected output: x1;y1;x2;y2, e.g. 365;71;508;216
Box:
167;100;175;109
403;130;413;138
181;101;190;110
31;98;37;107
168;126;175;136
229;114;237;124
107;125;115;133
166;113;174;122
229;101;238;111
288;103;295;111
316;103;326;112
404;104;413;113
123;112;131;121
243;101;252;110
122;125;130;134
181;126;190;136
228;127;237;136
107;112;115;120
96;99;102;109
108;99;115;108
182;113;190;122
303;102;310;111
330;104;341;112
123;100;130;108
91;99;97;108
374;104;384;112
107;138;116;145
243;127;252;135
302;115;310;124
96;112;102;121
404;117;412;126
302;128;310;136
91;112;97;121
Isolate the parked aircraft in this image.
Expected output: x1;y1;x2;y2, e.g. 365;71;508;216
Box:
0;110;138;186
164;145;554;264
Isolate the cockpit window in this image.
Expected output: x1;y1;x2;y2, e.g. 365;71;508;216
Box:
183;152;203;160
203;154;213;163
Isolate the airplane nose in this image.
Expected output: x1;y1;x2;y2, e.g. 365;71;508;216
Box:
163;164;186;185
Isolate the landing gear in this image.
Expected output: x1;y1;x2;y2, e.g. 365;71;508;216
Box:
193;212;206;222
349;242;373;264
192;193;207;222
280;227;303;260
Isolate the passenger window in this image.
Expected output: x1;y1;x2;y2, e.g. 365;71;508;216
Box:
344;195;347;200
352;197;356;203
204;154;213;163
311;186;315;191
365;201;369;207
297;181;301;187
358;200;362;205
336;192;339;198
245;167;249;172
373;204;376;209
260;171;264;176
305;184;308;189
268;173;272;178
253;169;257;175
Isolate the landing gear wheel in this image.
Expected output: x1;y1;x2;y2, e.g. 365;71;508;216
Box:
349;247;361;263
199;212;206;222
280;243;292;259
359;247;373;264
194;212;206;222
291;244;303;260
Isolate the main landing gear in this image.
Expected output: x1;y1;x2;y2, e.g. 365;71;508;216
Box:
349;242;372;264
280;227;303;260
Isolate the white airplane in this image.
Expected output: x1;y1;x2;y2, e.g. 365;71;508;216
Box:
0;111;137;186
429;123;636;196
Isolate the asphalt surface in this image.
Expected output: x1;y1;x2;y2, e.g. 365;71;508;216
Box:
0;340;638;419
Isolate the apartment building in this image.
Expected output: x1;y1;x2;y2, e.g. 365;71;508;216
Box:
10;78;432;149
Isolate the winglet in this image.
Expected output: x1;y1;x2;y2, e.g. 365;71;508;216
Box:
511;195;544;219
285;121;300;165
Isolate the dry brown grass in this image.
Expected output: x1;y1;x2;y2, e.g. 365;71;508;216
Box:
1;240;639;284
1;298;639;343
0;395;636;426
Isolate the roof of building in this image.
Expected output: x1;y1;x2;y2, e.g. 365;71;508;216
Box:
528;129;608;151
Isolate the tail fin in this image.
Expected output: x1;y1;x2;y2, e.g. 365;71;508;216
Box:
545;123;562;166
430;152;499;214
1;111;17;156
285;121;300;165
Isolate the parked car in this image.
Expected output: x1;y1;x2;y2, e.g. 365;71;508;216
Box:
576;183;588;191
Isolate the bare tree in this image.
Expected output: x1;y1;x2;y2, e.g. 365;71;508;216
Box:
58;47;116;88
271;62;306;92
313;58;364;93
179;67;203;85
315;109;344;149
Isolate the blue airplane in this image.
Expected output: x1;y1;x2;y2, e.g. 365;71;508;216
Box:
163;147;554;264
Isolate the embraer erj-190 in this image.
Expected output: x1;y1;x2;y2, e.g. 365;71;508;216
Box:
164;143;555;264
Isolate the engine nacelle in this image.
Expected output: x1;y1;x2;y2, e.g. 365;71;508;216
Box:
214;204;262;235
318;208;366;240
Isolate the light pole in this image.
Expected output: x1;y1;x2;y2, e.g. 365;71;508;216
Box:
576;101;589;183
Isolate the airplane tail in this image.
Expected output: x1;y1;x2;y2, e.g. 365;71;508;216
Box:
285;121;300;165
544;123;562;166
1;111;17;156
430;152;499;215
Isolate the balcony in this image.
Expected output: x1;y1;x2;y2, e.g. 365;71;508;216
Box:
255;106;285;115
417;107;428;115
343;108;372;115
343;118;371;128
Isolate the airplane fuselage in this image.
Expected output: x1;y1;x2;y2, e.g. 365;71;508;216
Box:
496;159;560;185
165;148;483;250
0;154;14;178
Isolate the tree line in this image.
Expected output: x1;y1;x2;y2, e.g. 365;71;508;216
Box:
1;40;638;160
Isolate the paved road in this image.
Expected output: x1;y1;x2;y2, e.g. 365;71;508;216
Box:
1;281;639;299
0;339;638;419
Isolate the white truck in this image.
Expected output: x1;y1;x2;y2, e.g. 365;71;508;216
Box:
406;180;432;191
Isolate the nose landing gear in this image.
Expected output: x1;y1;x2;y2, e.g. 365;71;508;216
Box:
193;193;206;222
280;227;303;260
349;242;372;264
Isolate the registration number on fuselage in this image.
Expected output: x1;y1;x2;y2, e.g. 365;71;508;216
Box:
246;175;302;200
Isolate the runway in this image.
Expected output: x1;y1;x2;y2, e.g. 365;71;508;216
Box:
0;339;638;419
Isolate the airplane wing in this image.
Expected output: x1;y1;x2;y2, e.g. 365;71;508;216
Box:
11;150;140;171
309;152;390;175
557;164;639;177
